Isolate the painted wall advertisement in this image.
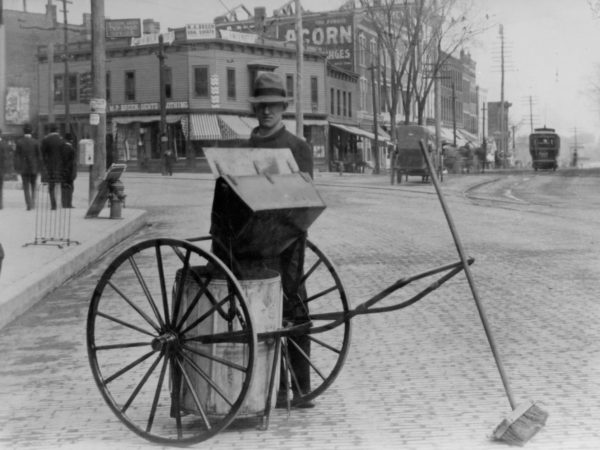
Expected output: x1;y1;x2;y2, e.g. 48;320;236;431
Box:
5;87;30;124
277;14;354;70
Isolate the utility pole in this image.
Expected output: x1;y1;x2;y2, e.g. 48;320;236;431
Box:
499;24;506;168
60;0;71;132
294;0;303;138
90;0;106;201
47;42;55;123
529;95;534;133
0;0;5;131
158;34;167;161
452;81;456;146
481;102;487;143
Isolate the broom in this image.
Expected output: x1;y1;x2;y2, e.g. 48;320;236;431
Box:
418;140;548;446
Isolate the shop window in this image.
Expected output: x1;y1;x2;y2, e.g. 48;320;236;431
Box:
125;71;136;101
310;76;318;108
164;67;172;99
194;66;208;97
227;68;236;100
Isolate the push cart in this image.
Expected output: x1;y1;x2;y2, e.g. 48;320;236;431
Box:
87;148;470;445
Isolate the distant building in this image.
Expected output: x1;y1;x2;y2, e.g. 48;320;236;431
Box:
1;1;88;137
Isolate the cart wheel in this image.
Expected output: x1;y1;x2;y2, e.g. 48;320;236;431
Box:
281;240;352;406
87;238;256;445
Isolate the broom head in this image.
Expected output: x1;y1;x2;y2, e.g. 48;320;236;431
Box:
492;401;548;446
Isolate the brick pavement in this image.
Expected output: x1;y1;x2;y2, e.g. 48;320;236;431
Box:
1;171;599;450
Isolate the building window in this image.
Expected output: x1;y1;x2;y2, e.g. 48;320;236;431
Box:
343;91;347;117
286;74;294;99
125;71;136;101
330;88;335;114
348;92;352;117
68;73;78;102
106;71;111;102
310;76;318;107
227;68;236;100
54;74;64;102
194;66;209;97
337;89;341;116
164;67;172;99
359;34;366;66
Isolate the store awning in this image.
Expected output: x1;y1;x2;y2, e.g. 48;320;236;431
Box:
457;129;478;143
330;123;376;141
426;126;467;147
190;114;222;140
218;115;254;139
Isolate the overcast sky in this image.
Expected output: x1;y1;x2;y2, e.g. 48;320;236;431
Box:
6;0;600;141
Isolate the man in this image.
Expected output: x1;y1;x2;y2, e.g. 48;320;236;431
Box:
246;72;314;408
0;129;10;209
41;123;64;210
61;133;77;208
14;124;42;210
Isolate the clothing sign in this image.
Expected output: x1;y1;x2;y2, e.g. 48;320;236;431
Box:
131;31;175;47
277;14;354;70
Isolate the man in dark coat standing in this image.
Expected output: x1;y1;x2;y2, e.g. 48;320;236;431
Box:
61;133;77;208
14;124;42;210
41;123;64;210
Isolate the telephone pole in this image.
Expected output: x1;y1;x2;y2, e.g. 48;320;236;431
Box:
499;24;506;168
294;0;303;138
158;34;167;159
60;0;71;132
90;0;106;199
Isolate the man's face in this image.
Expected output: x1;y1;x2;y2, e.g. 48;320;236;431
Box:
254;102;286;131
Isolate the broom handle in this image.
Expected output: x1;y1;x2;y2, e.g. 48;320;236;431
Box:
419;140;517;410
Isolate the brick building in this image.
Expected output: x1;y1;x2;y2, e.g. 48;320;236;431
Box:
36;26;330;171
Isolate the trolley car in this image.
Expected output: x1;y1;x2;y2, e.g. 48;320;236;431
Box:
529;127;560;171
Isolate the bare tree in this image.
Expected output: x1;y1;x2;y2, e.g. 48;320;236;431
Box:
361;0;488;133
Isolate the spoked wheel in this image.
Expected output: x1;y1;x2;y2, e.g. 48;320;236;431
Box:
282;239;352;406
87;238;256;445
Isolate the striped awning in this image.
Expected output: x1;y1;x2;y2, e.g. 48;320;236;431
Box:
190;114;222;140
218;115;254;139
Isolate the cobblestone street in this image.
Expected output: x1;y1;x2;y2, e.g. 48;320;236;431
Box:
1;172;599;450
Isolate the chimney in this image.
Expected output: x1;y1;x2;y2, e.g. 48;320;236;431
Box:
45;1;57;25
254;7;266;33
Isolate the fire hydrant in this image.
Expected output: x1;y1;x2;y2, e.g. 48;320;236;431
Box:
108;179;126;219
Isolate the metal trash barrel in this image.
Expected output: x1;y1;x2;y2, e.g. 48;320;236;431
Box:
180;266;282;417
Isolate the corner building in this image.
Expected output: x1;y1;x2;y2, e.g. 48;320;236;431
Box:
36;28;329;171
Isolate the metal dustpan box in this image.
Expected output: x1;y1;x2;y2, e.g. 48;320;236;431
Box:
205;148;326;259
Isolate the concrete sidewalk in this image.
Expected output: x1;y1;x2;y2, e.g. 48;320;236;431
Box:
0;175;147;330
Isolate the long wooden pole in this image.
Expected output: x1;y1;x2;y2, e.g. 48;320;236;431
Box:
90;0;106;203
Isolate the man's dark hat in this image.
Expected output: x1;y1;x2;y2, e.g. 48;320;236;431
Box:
249;72;292;104
23;123;32;134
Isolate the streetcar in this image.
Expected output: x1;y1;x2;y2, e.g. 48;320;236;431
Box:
529;127;560;171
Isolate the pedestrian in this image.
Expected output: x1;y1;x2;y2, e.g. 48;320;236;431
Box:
40;123;64;210
61;133;77;208
0;129;10;209
14;124;42;210
211;72;315;408
163;148;174;176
